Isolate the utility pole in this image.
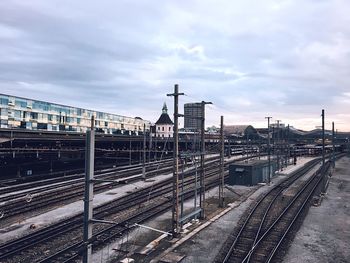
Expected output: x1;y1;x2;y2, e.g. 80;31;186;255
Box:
142;123;146;180
265;116;272;184
149;126;152;162
322;109;325;166
228;136;231;158
129;138;132;165
321;109;327;193
332;121;335;168
167;84;184;237
286;124;290;166
200;100;212;219
276;120;281;171
246;132;249;159
219;116;225;207
83;116;95;263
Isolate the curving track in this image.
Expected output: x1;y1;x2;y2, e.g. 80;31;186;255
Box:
215;155;342;263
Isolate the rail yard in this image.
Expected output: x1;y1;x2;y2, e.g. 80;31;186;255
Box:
0;127;349;263
0;91;349;263
1;1;349;262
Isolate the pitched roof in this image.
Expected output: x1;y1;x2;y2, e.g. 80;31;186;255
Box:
155;102;173;125
155;113;173;125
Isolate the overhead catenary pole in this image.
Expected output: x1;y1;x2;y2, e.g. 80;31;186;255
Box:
142;123;146;180
322;109;325;166
286;124;290;166
219;116;225;207
276;120;281;171
83;116;95;263
265;116;272;184
228;135;231;158
167;84;184;237
200;100;212;219
149;126;152;162
321;109;327;193
129;137;132;165
246;132;249;159
332;121;335;168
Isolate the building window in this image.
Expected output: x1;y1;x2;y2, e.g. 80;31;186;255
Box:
0;97;8;105
162;127;164;131
158;126;160;131
15;100;27;108
30;112;38;120
0;119;8;125
169;127;171;131
0;108;7;116
14;110;21;119
37;123;48;130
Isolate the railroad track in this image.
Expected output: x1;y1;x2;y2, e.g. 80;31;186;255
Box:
0;156;228;263
0;158;199;220
0;158;172;197
215;154;342;263
37;168;227;263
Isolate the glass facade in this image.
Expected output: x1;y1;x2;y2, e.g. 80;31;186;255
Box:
0;94;150;134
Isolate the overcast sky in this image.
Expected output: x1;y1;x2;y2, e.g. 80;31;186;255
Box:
0;0;349;131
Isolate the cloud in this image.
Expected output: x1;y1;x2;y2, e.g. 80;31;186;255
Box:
0;0;349;131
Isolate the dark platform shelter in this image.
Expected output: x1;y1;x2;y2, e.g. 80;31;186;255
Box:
228;159;276;186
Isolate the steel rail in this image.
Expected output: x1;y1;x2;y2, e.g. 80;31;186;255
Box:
242;161;330;262
221;157;322;263
0;157;222;261
265;162;331;262
0;154;260;262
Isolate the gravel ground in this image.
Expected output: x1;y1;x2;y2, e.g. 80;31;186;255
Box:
112;157;315;263
282;156;350;263
172;159;318;263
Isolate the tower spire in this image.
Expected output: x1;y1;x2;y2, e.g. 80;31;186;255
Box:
162;102;168;114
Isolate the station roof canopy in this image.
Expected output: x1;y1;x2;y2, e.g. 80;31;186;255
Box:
223;125;258;136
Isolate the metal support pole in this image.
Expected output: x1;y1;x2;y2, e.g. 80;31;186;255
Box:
276;120;281;171
129;138;132;166
83;117;95;263
219;116;225;207
228;136;231;158
322;109;325;166
149;127;152;163
200;103;205;217
199;101;212;218
142;123;146;180
180;160;184;226
246;132;249;159
167;84;184;237
10;130;13;149
287;124;290;165
321;109;327;193
265;117;272;184
332;122;335;168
